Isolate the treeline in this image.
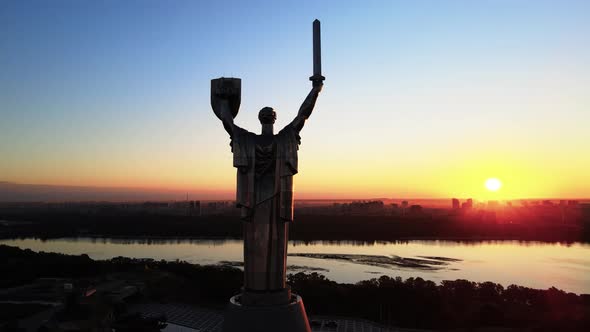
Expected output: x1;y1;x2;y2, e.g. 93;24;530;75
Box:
0;244;98;288
1;245;589;330
289;272;590;331
1;211;589;242
0;245;242;308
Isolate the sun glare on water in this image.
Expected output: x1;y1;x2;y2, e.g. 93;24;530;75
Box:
485;178;502;192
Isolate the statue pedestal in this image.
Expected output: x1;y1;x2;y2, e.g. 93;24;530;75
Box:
223;293;311;332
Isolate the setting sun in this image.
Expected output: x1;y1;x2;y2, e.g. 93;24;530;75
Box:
485;178;502;192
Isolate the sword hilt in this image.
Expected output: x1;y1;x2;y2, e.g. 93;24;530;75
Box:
309;74;325;86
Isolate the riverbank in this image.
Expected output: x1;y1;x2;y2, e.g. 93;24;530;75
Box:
3;237;589;294
1;212;589;242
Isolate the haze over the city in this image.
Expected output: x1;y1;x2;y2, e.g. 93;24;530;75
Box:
2;0;589;201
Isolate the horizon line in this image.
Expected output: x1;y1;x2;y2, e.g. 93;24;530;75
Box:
1;181;588;202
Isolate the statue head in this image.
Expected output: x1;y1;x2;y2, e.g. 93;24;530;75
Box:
258;107;276;125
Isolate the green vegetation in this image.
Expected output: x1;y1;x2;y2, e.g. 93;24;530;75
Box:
289;272;590;330
1;245;589;330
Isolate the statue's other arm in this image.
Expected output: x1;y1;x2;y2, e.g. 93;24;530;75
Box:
219;99;238;137
289;83;323;132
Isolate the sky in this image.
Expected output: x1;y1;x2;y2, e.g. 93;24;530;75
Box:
1;0;589;200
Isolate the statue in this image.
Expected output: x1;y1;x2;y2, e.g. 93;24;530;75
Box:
212;78;321;293
212;20;324;332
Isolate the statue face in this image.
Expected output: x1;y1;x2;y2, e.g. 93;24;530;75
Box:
258;107;276;125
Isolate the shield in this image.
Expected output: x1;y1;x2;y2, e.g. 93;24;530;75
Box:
211;77;241;120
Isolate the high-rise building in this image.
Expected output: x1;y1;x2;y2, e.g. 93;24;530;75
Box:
409;205;423;213
189;200;201;216
461;198;473;209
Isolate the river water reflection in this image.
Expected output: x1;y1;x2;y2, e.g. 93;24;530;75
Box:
1;238;589;294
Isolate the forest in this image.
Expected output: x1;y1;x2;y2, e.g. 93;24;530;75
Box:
1;245;589;330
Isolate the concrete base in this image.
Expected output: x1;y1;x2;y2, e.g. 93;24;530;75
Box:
223;293;311;332
241;287;292;306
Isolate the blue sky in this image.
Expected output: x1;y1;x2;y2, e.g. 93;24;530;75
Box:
1;0;589;199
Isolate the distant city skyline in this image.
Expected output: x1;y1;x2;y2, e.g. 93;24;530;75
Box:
1;1;589;200
1;181;587;203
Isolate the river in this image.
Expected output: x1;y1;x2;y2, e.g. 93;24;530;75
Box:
1;238;589;294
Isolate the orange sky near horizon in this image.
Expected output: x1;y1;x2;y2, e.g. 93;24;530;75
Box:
3;144;588;201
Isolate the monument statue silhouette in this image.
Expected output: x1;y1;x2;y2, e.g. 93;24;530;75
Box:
211;20;324;332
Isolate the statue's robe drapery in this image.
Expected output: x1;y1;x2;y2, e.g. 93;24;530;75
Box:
231;124;300;292
232;125;300;222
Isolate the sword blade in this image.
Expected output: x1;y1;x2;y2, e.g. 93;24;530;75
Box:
313;19;321;76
